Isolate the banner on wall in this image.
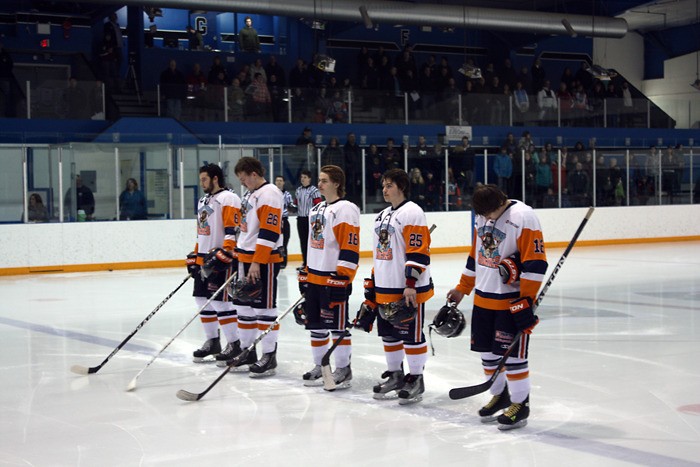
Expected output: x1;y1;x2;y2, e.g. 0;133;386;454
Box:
445;126;473;142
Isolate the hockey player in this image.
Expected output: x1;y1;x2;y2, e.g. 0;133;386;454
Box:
298;165;360;389
189;163;242;363
447;184;548;430
232;157;284;377
355;168;434;405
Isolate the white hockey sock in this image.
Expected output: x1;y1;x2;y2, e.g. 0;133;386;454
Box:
195;297;219;340
404;342;428;375
481;352;507;395
310;331;330;365
505;357;530;403
382;337;405;372
212;300;239;344
237;305;258;348
257;309;279;354
332;331;351;368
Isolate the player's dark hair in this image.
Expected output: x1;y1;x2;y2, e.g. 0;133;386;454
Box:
234;156;265;177
199;163;225;187
382;168;410;198
320;165;346;198
471;184;508;216
300;169;312;179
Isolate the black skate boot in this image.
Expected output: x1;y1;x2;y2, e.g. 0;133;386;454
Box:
192;333;221;363
397;374;424;405
328;365;352;390
249;345;277;378
497;396;530;430
372;369;405;400
215;340;242;367
478;387;511;423
302;365;323;387
229;346;257;372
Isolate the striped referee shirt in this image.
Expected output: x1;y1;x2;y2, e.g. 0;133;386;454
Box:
295;185;321;217
281;190;293;218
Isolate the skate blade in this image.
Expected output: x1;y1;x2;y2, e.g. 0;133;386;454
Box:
398;394;423;405
192;356;219;364
303;379;324;387
249;368;276;378
372;391;400;400
480;415;500;423
498;419;528;431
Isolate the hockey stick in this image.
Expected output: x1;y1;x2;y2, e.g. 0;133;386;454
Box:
125;271;237;391
176;295;305;401
70;273;192;375
449;206;594;400
321;223;438;391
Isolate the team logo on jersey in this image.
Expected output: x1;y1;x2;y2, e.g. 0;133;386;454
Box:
375;224;395;260
477;224;505;267
309;212;325;249
240;198;252;233
197;205;213;236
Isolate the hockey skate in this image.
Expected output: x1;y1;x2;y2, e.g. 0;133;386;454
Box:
192;335;221;363
249;346;277;378
229;346;257;372
478;387;511;423
372;369;405;400
330;365;352;390
497;396;530;430
397;374;424;405
302;365;323;387
215;340;242;367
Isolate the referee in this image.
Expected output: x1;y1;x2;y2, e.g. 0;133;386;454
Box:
294;169;321;271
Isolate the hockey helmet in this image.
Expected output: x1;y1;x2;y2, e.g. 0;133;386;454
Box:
232;279;262;305
378;300;416;326
431;302;466;338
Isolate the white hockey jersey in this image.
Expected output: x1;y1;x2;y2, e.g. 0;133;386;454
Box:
455;200;548;310
306;199;361;284
195;189;241;264
372;200;434;304
236;182;283;264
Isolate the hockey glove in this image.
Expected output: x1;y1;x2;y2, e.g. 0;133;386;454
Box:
325;275;350;303
186;251;199;276
201;248;234;279
293;299;308;326
354;300;378;333
509;297;539;334
297;268;308;295
498;253;522;285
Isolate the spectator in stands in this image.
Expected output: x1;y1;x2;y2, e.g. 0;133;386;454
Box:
321;137;343;166
516;65;531;95
574;61;593;92
64;174;95;221
249;58;266;84
518;131;534;152
606;81;620;127
537;80;557;125
239;16;260;53
0;41;15;117
28;193;48;223
246;72;271;121
327;90;348;124
424;171;440;211
186;25;203;51
535;152;552;207
64;77;89;119
289;58;309;89
119;178;147;220
409;167;426;208
344;132;362;204
228;77;245;122
556;82;573;126
268;74;286;122
568;162;590;207
588;81;605;127
383;137;401;171
207;56;228;85
296;126;315;148
367;144;384;201
531;58;546;95
265;55;286;87
513;81;529;122
645;145;661;190
493;146;513;195
103;13;123;85
98;32;118;93
186;63;207;120
160;59;187;119
450;135;475;195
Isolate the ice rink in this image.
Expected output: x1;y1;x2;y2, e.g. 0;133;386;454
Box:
1;242;699;466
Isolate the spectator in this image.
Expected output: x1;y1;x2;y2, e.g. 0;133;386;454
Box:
246;72;271;120
367;144;384;201
64;174;95;221
207;56;228;85
186;63;208;120
239;16;260;53
450;136;475;195
228;77;245;121
102;13;124;85
321;137;343;166
119;178;147;220
98;33;118;93
409;167;426;208
513;81;529;120
249;58;266;84
344;132;362;204
383;137;401;171
265;55;286;87
160;60;187;119
493;146;513;195
64;77;89;119
537;80;557;125
567;162;590;207
535;153;552;206
531;58;546;94
28;193;48;222
186;25;203;50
